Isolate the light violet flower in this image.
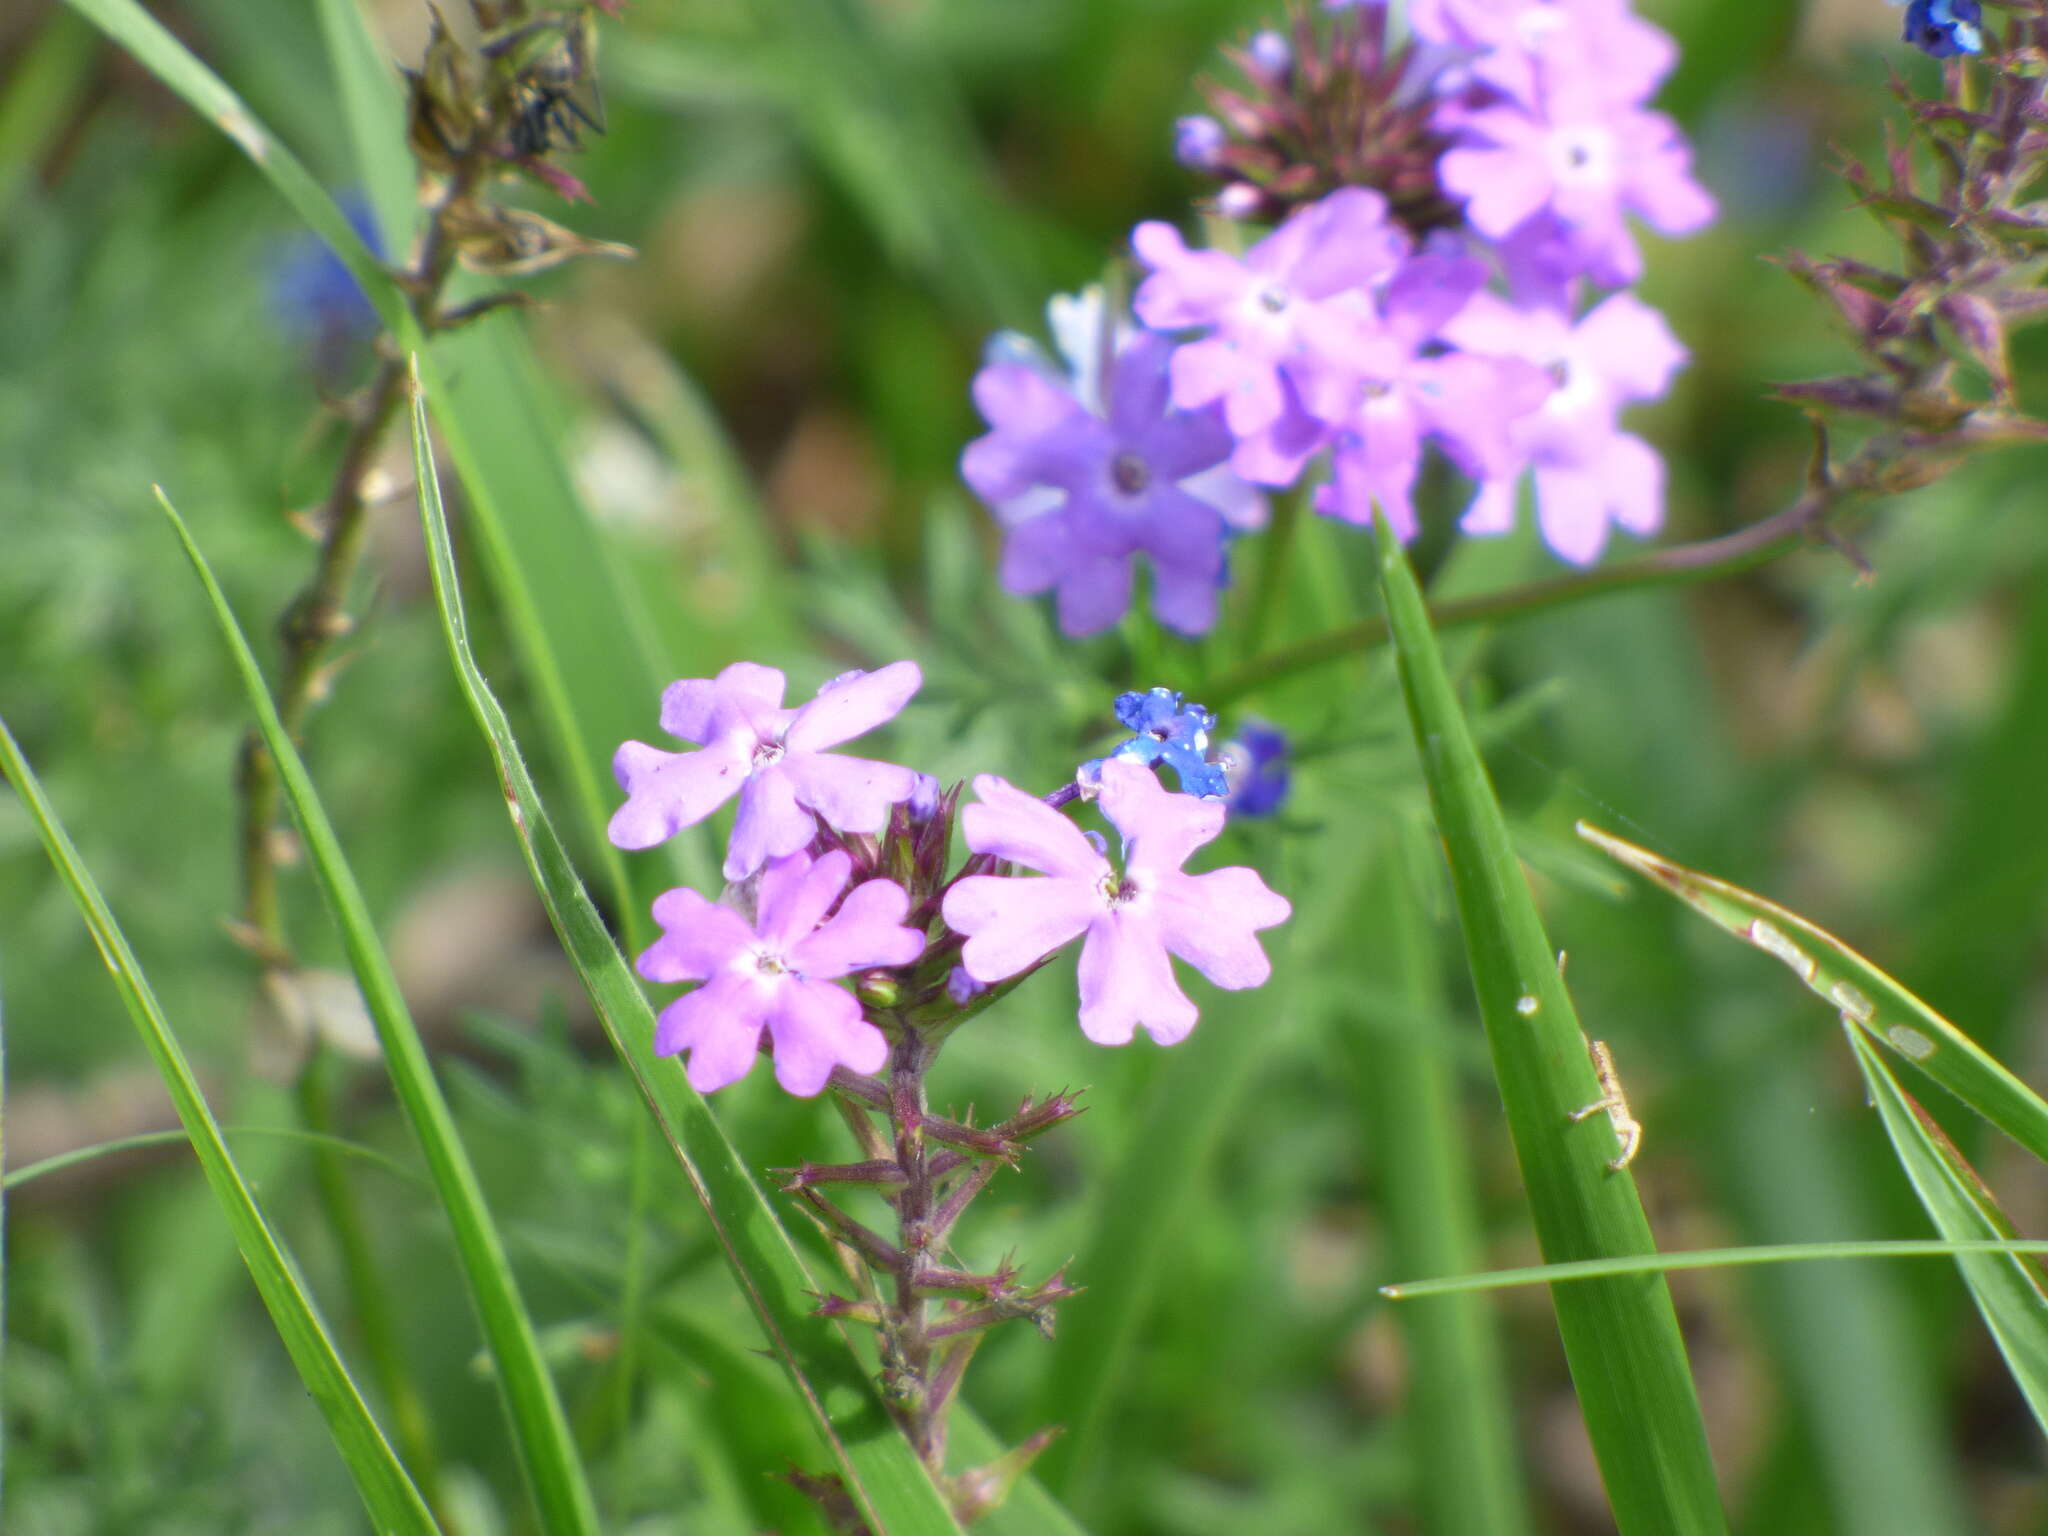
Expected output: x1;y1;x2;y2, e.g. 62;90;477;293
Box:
610;661;922;880
941;760;1291;1046
962;326;1254;637
1132;188;1411;480
1445;289;1687;564
1309;247;1550;536
1438;77;1715;287
1411;0;1678;111
638;850;923;1096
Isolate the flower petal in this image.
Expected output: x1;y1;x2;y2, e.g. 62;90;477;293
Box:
944;872;1100;983
1098;758;1225;870
784;661;922;751
782;751;921;836
653;972;770;1092
1151;867;1291;989
659;662;785;743
767;980;888;1096
638;888;755;982
959;774;1109;877
609;739;747;850
1076;911;1199;1046
756;849;851;949
725;766;815;880
792;878;923;979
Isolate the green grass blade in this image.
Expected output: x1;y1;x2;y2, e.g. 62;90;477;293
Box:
1371;520;1726;1535
1356;839;1533;1536
1845;1027;2048;1434
4;1126;423;1194
1385;1239;2048;1295
155;492;602;1536
1579;821;2048;1167
60;0;402;330
407;373;973;1536
0;723;439;1536
310;0;413;248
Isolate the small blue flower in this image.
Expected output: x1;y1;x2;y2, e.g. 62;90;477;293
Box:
1174;115;1228;173
1091;687;1230;799
270;192;385;339
1902;0;1984;57
1218;721;1291;819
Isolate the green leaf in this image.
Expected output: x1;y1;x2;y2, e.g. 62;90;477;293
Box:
0;722;439;1536
1384;1239;2048;1296
1845;1027;2048;1435
407;372;972;1536
156;492;602;1536
1578;821;2048;1168
1371;520;1726;1536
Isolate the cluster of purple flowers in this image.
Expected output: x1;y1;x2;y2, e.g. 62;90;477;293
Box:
961;0;1714;636
610;663;1290;1095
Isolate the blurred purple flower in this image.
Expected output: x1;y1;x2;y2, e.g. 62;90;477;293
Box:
1445;290;1687;564
610;661;922;879
1902;0;1984;57
1220;721;1292;818
638;850;922;1095
962;296;1263;636
942;761;1291;1046
1412;0;1677;110
1438;77;1715;287
1175;114;1230;172
1132;188;1411;482
1309;246;1550;536
270;192;383;340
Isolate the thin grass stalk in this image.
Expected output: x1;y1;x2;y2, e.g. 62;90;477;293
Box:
1370;515;1726;1534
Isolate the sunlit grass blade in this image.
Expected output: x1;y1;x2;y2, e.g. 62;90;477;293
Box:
0;722;439;1536
1845;1027;2048;1434
156;492;602;1536
1579;821;2048;1166
1371;519;1726;1535
1384;1238;2048;1295
407;372;976;1536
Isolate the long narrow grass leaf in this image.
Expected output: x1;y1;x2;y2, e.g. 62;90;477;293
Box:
1579;821;2048;1166
1385;1239;2048;1296
0;723;439;1536
407;371;974;1536
155;492;602;1536
1371;519;1726;1535
1845;1027;2048;1435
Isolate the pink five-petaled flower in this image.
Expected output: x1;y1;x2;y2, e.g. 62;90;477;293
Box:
941;759;1291;1046
610;661;923;881
637;849;923;1096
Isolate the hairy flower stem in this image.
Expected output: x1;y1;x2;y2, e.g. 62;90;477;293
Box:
235;158;486;966
1206;478;1846;706
883;1024;947;1469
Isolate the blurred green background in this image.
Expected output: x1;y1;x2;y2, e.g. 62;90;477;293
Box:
5;0;2048;1531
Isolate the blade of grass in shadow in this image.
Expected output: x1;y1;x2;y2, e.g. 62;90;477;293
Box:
1355;832;1532;1536
0;722;439;1536
156;491;602;1536
1845;1027;2048;1433
1579;821;2048;1167
1371;518;1726;1535
407;372;977;1536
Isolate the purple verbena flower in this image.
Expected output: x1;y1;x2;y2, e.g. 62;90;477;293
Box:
1220;721;1291;818
941;760;1291;1045
1411;0;1678;111
1445;290;1687;564
1092;687;1229;799
962;292;1263;637
637;849;923;1095
1132;188;1412;482
610;661;923;879
1309;245;1550;536
1437;73;1715;287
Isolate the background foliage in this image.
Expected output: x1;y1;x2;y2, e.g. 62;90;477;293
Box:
3;0;2047;1532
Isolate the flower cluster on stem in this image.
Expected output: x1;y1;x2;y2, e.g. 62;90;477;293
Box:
610;662;1289;1521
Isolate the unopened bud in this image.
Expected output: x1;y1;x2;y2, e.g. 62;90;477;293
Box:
1174;114;1228;173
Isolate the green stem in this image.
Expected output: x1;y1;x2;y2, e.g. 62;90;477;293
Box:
297;1043;446;1514
1240;481;1308;659
1209;487;1828;707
